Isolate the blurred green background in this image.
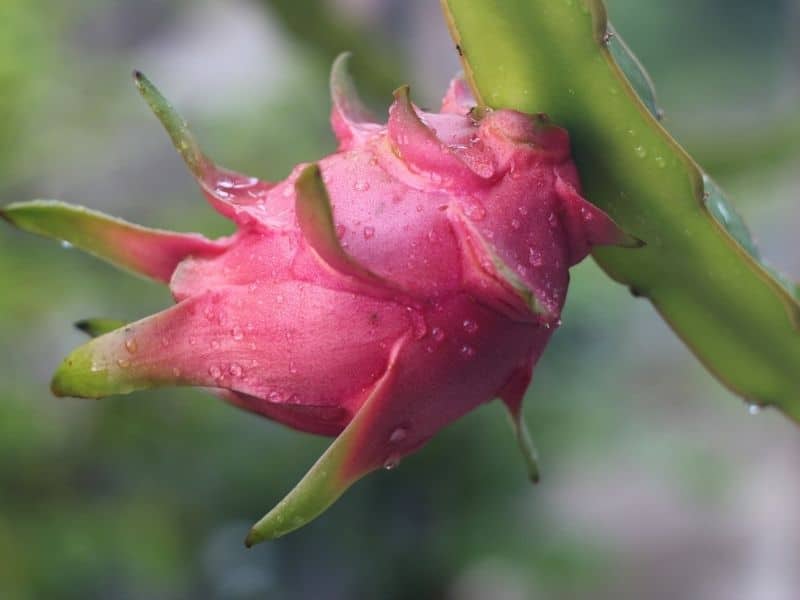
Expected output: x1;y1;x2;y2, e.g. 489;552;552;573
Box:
1;1;799;598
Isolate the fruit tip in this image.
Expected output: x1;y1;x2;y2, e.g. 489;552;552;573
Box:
296;162;322;187
630;235;646;249
74;320;91;334
132;70;156;96
334;50;353;63
392;84;411;101
243;528;261;548
49;376;68;398
616;230;646;249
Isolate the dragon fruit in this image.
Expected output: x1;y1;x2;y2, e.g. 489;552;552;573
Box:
0;55;636;545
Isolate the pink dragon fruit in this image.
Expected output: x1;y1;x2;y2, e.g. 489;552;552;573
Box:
0;55;636;545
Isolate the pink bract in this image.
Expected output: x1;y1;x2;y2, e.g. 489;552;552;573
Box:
0;55;635;545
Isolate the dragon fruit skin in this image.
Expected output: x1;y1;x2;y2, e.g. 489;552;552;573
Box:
0;56;634;545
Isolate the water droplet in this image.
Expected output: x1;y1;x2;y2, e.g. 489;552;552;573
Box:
363;226;375;240
432;327;446;343
547;212;559;228
748;404;761;416
389;427;408;443
567;88;576;96
189;336;197;346
60;240;73;249
335;224;347;239
460;345;476;359
229;363;243;377
172;367;181;377
282;186;293;198
116;358;130;369
289;361;298;375
465;202;487;221
210;339;220;350
231;326;244;341
368;157;378;166
354;180;370;192
655;156;667;169
208;365;222;379
124;338;138;354
160;336;170;348
408;310;428;340
383;455;400;471
416;204;424;213
463;319;479;335
634;145;648;159
518;205;529;216
511;218;521;230
268;390;283;402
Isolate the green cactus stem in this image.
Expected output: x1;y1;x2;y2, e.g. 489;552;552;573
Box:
441;0;800;422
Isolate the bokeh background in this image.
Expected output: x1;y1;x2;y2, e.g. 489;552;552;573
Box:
1;1;799;598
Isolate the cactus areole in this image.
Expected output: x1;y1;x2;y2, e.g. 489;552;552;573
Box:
0;55;637;544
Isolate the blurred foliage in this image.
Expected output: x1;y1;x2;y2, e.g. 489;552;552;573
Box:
261;0;405;104
0;1;797;599
0;0;54;187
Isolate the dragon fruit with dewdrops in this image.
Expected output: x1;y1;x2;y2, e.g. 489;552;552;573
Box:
0;54;639;545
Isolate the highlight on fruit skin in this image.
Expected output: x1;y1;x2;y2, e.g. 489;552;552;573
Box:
0;53;639;546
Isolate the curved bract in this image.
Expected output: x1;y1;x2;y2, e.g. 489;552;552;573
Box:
441;0;800;421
